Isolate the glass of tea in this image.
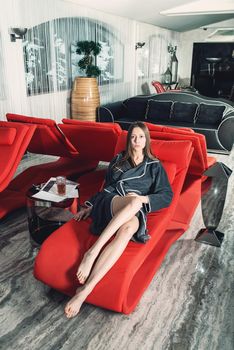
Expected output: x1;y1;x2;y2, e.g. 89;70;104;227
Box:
56;176;66;196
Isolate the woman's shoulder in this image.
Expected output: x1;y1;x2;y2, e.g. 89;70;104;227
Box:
112;151;125;163
145;155;160;166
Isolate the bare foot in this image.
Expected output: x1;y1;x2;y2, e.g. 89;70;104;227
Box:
76;250;96;284
64;286;90;318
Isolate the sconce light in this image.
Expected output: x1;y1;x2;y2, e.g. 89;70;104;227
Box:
135;42;145;50
10;27;27;42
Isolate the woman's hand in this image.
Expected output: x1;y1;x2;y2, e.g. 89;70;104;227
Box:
126;192;149;204
73;206;92;221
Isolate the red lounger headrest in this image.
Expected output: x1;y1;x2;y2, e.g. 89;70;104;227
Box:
115;131;192;184
60;120;122;162
145;122;194;134
6;113;78;158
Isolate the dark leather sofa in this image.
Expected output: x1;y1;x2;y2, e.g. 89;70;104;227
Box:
97;92;234;154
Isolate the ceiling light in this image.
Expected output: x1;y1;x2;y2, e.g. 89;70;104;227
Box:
160;0;234;16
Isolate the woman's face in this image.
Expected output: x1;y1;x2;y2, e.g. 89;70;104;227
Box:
130;127;146;152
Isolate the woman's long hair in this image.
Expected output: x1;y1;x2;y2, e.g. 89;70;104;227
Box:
115;121;157;168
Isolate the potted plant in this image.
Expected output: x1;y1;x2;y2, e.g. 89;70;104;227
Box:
76;40;102;77
71;40;102;121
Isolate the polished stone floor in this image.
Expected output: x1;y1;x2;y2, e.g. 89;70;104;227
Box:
0;151;233;350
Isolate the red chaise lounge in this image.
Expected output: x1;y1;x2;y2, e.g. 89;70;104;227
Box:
33;121;214;314
0;115;121;219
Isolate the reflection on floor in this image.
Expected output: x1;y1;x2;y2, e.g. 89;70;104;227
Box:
0;150;233;350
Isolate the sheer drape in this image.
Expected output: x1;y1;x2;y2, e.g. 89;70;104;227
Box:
136;22;180;95
0;0;180;121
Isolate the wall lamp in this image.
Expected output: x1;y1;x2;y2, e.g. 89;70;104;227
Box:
10;27;27;42
135;42;145;50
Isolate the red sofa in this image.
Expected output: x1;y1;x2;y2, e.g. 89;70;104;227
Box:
33;121;216;314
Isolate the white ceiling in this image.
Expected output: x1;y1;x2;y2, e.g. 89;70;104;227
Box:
66;0;234;32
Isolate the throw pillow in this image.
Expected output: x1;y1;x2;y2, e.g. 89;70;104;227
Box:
171;102;198;123
196;104;225;125
145;100;173;122
122;98;148;121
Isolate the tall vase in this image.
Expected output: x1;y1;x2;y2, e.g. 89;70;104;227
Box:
71;77;100;121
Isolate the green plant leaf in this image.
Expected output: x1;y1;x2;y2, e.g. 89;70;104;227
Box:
75;40;102;77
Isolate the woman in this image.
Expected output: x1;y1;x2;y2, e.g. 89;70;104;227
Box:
65;122;173;318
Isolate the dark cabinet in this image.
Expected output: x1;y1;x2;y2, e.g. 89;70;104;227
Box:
191;42;234;99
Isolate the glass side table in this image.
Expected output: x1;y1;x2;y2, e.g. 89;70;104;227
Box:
26;183;79;245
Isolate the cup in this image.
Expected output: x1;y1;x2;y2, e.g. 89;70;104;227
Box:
56;176;66;196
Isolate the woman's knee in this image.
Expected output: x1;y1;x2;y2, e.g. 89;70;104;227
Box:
116;218;139;239
128;197;142;212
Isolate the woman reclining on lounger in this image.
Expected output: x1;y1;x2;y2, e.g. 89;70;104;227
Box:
65;121;173;318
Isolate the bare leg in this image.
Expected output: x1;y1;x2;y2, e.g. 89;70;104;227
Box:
77;196;142;284
65;216;139;318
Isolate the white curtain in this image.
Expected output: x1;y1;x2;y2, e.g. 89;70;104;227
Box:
136;22;180;95
0;0;180;121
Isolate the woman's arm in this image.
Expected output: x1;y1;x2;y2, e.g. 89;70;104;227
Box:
144;162;173;213
126;192;149;204
73;206;92;221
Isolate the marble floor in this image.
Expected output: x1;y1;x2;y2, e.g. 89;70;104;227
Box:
0;151;233;350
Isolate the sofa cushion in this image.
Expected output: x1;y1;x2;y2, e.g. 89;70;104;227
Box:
146;100;172;122
0;127;17;145
196;104;225;125
122;98;148;121
171;102;198;123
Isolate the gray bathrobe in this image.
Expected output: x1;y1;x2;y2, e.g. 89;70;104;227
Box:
85;152;173;243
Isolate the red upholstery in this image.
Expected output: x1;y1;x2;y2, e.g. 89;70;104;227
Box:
0;120;122;219
7;157;98;194
0;189;26;218
145;122;194;134
0;121;36;192
6;113;78;158
115;131;190;171
151;81;180;93
0;127;17;145
59;120;122;162
0;119;210;314
150;131;206;175
62;119;116;128
144;121;215;174
34;138;194;313
151;81;166;93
